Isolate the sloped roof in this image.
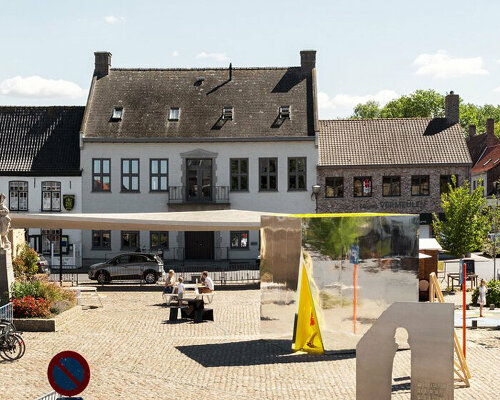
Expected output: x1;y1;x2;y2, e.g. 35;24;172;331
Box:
0;107;84;175
318;118;472;166
467;132;500;164
471;144;500;173
82;67;315;139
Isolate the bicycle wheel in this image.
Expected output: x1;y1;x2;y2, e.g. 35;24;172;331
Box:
1;333;24;361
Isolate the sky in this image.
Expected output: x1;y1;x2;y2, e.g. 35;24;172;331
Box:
0;0;499;119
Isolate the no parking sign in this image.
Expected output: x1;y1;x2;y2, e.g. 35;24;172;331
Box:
47;351;90;398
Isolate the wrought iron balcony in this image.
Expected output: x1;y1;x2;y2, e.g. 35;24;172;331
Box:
167;186;230;204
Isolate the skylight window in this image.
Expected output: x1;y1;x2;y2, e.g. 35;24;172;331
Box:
111;107;123;121
483;159;491;166
222;106;233;120
494;159;500;164
169;107;180;121
279;105;291;119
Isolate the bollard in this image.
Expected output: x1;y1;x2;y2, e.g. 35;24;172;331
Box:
471;320;478;329
490;304;495;310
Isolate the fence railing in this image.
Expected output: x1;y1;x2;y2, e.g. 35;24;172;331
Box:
173;262;259;285
0;302;13;322
47;266;82;285
33;391;60;400
167;185;230;204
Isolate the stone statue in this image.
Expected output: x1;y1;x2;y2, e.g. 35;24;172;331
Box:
0;193;11;251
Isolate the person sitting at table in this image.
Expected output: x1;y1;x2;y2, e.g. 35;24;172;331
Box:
199;271;214;293
163;269;176;294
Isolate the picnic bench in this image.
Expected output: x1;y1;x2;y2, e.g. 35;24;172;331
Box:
163;284;215;323
69;286;104;308
447;273;478;291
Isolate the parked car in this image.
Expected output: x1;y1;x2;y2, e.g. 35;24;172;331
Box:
88;253;164;284
37;254;50;274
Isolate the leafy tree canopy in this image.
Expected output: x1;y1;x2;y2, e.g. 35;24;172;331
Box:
351;89;500;137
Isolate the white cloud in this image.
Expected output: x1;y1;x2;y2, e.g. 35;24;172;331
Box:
494;87;500;92
196;52;229;62
413;50;488;78
104;16;126;24
172;50;180;57
0;76;85;99
318;90;398;110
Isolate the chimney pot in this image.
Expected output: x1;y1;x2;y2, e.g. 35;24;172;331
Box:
445;91;459;125
487;118;495;135
468;124;476;138
94;51;112;79
300;50;316;75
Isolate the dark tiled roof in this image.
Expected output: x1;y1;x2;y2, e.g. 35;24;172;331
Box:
82;67;314;138
318;118;472;166
467;133;500;164
472;144;500;173
0;107;84;175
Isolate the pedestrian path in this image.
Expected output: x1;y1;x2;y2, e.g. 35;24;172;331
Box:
454;308;500;328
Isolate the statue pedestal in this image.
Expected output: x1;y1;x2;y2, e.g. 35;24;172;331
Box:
0;249;14;302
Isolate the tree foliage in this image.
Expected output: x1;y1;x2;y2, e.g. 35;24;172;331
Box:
350;89;500;136
13;243;39;281
432;177;491;257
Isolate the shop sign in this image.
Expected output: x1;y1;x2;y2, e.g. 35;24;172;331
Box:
63;195;75;211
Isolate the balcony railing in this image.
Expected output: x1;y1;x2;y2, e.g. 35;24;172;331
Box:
167;186;230;204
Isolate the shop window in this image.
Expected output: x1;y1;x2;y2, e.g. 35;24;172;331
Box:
259;158;278;191
382;176;401;197
411;175;430;196
9;181;28;211
92;230;111;250
150;231;168;249
288;157;306;191
121;231;140;251
230;159;249;191
93;159;111;192
121;159;140;192
325;177;343;198
354;177;372;197
231;231;249;249
41;229;68;255
150;159;168;191
41;181;61;211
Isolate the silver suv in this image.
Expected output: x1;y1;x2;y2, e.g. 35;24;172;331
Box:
88;253;164;284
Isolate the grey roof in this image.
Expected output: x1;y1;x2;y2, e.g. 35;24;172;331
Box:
318;118;472;166
0;107;84;175
82;67;315;139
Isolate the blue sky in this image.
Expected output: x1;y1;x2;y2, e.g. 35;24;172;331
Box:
1;0;499;118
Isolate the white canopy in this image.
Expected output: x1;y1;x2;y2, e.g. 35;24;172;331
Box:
10;209;279;231
419;238;442;251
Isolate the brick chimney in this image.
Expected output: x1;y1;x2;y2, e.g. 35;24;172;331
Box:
445;91;459;125
94;52;112;79
300;50;316;75
468;124;476;139
486;118;495;135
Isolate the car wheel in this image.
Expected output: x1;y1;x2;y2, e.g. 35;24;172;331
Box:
144;271;157;284
97;271;109;284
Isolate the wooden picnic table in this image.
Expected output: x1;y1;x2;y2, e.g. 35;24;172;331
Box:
69;286;103;307
447;273;478;291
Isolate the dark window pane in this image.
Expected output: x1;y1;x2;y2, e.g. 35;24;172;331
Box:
270;176;277;189
240;176;248;190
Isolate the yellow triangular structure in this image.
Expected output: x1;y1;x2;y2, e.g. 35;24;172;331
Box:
293;264;324;354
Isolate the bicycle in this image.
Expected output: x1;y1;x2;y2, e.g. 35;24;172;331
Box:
0;319;25;361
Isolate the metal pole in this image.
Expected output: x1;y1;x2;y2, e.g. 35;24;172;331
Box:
462;258;466;358
59;229;63;285
495;189;498;280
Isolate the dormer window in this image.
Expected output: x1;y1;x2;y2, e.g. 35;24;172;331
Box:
111;107;123;121
222;106;233;120
169;107;180;121
279;105;291;119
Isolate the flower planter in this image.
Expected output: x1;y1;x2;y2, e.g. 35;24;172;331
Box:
13;304;80;332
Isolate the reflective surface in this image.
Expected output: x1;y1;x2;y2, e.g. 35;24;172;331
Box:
260;214;419;351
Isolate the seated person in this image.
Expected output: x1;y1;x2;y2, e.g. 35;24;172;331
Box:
199;271;214;294
163;269;176;294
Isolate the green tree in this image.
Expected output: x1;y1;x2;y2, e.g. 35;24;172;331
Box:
432;177;491;257
352;101;381;119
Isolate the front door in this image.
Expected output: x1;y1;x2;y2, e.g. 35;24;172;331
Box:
186;159;212;201
185;231;214;260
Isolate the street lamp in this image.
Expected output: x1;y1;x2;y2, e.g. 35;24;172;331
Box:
311;184;321;214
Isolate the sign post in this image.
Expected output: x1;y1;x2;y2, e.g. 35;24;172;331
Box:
47;350;90;398
350;245;360;334
461;259;466;358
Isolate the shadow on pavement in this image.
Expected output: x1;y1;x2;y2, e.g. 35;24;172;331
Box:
176;339;355;367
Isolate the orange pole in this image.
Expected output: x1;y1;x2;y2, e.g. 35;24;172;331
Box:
353;264;358;334
462;262;466;358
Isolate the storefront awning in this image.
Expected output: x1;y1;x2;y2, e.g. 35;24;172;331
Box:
10;210;280;231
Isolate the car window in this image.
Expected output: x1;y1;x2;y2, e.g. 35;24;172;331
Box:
116;255;131;264
130;255;148;263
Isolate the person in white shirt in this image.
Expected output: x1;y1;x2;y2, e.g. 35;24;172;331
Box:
478;279;488;317
199;270;214;293
176;276;185;306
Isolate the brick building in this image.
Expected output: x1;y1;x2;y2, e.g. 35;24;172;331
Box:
317;92;472;237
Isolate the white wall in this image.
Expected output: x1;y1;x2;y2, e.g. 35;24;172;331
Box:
0;176;82;265
81;140;317;262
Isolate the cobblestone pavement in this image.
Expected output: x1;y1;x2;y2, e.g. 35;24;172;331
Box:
1;286;499;399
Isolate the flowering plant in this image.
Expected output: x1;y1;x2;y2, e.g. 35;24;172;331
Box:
12;296;51;318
